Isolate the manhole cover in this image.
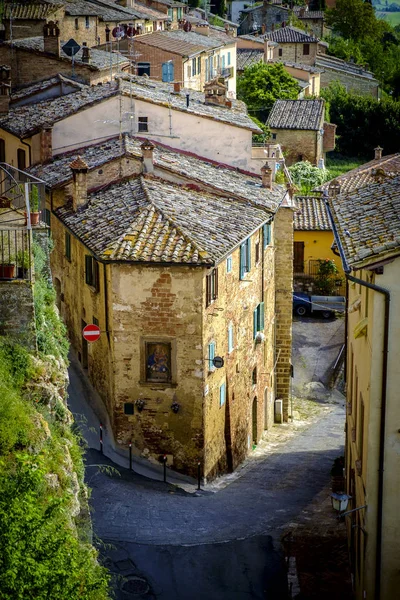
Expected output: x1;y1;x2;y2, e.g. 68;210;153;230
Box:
121;576;149;595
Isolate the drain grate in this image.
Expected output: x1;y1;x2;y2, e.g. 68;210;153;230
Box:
121;576;149;596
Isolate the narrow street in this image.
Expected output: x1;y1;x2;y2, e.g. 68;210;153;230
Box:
68;317;348;599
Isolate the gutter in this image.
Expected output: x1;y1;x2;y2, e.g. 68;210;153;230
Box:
324;195;390;600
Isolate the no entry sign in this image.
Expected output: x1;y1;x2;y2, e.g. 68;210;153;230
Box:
82;324;101;343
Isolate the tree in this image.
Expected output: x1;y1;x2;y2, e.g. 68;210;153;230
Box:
325;0;378;40
237;62;300;123
288;161;331;195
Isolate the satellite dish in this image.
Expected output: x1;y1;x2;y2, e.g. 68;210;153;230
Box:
126;26;135;37
112;26;125;39
183;21;192;32
213;356;224;369
62;38;81;57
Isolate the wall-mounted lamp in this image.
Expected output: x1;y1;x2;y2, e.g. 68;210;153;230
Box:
171;401;180;414
330;492;351;514
135;398;146;412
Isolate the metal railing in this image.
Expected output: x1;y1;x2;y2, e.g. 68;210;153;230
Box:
0;228;32;281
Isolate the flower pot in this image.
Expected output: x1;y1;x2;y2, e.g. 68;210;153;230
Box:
0;264;15;279
0;196;11;208
24;211;40;226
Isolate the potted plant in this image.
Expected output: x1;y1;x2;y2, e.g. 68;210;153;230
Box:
24;185;40;226
0;257;16;279
331;456;345;493
16;249;30;279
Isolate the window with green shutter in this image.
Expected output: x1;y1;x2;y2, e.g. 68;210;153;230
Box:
263;223;271;248
208;341;216;372
65;232;71;261
85;255;100;292
239;238;251;280
226;255;232;273
253;302;265;338
228;323;234;353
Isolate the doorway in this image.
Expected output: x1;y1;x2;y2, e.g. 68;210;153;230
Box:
252;397;258;446
81;319;88;369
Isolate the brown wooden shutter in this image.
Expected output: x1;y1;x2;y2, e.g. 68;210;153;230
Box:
213;268;218;300
206;274;210;307
293;242;305;273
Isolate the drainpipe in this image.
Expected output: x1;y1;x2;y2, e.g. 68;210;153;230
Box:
325;196;390;600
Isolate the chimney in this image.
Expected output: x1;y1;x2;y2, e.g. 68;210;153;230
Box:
43;21;60;57
194;23;210;36
0;65;11;115
204;78;227;106
70;156;88;211
374;146;383;160
299;7;306;17
81;42;91;63
261;163;273;190
173;81;181;93
141;140;155;175
40;127;53;163
328;179;341;198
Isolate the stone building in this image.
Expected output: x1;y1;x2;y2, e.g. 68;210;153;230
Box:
34;137;295;479
266;99;336;166
328;173;400;600
315;54;379;99
263;26;324;66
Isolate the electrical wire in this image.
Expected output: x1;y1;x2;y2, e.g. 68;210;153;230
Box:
293;293;346;314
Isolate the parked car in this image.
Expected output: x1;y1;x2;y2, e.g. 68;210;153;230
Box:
293;293;345;319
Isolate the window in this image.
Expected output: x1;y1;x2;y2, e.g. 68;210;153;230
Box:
227;51;231;66
137;62;151;76
124;402;134;415
197;56;201;74
145;342;172;383
226;255;232;273
192;57;197;76
278;48;283;57
219;381;226;407
65;232;71;261
75;18;79;30
293;241;304;273
255;242;260;264
168;7;173;18
228;323;234;353
222;55;225;69
138;116;148;132
162;61;174;82
208;341;216;372
303;43;310;56
252;367;257;385
93;316;99;327
85;255;100;291
263;223;271;248
205;58;209;80
206;268;218;306
177;7;182;19
0;138;5;163
44;208;51;228
276;14;281;22
17;148;26;170
253;303;264;338
85;16;90;28
272;132;277;140
239;238;251;280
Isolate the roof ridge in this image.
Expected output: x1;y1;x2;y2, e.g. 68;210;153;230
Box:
139;176;212;261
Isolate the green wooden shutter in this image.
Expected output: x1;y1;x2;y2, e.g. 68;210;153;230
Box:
253;308;258;338
240;244;245;279
247;238;251;272
260;302;265;330
219;382;226;407
85;255;92;285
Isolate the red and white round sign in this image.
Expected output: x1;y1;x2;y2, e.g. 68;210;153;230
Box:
82;324;101;343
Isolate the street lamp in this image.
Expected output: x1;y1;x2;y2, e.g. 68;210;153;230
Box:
330;492;351;514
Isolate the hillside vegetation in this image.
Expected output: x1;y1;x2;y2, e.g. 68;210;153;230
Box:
0;241;110;600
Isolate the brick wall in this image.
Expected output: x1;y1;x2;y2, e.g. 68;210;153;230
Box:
131;41;183;83
323;122;336;153
274;203;294;421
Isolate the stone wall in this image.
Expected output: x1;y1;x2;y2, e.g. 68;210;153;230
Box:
273;42;318;66
319;67;379;99
274;204;294;421
270;128;320;166
0;281;36;350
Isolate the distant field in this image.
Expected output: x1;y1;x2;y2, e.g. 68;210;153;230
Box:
376;11;400;25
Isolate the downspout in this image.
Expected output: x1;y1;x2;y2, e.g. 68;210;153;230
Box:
325;196;390;600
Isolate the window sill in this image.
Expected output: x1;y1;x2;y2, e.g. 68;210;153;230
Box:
139;381;177;388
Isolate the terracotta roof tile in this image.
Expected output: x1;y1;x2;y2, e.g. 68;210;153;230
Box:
294;196;330;231
329;176;400;267
55;175;272;264
264;26;319;44
69;156;88;170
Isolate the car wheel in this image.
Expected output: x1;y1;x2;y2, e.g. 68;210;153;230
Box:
295;305;307;317
321;310;333;319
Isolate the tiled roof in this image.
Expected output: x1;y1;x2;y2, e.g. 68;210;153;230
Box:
238;34;265;44
316;153;400;193
264;26;319;44
28;135;283;211
55;175;272;264
6;37;130;71
237;49;264;71
4;3;60;19
294;196;330;231
117;74;260;132
267;99;324;130
134;30;224;55
11;74;85;102
329;176;400;267
315;54;377;81
0;82;118;137
61;0;167;21
281;60;323;74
